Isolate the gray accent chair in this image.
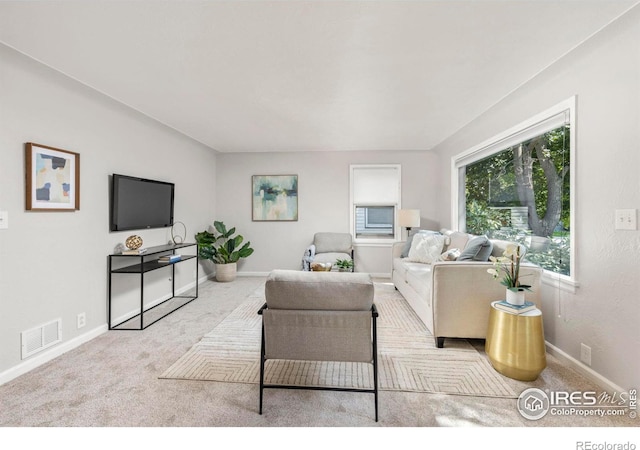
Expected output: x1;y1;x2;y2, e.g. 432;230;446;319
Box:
258;269;379;421
308;232;354;271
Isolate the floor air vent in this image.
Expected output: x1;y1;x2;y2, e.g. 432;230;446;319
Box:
21;319;62;359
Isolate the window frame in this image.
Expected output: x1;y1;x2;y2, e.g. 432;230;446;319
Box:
451;97;578;292
355;205;395;238
350;164;402;245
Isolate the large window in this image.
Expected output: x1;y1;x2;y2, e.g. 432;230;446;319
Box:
453;98;576;288
350;164;401;242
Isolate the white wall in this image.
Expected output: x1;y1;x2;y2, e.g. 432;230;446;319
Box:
431;8;640;390
0;44;217;378
215;150;440;275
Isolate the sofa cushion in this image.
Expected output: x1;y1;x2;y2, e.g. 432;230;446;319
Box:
400;229;439;258
458;235;494;261
405;263;432;300
442;230;472;252
407;233;446;264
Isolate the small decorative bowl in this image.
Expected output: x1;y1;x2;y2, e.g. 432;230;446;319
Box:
311;262;332;272
125;235;143;250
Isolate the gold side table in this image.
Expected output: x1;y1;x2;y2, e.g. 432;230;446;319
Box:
485;301;547;381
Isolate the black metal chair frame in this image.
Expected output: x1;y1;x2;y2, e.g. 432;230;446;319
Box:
258;303;379;421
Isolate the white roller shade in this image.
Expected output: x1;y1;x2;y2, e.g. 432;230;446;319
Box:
352;166;401;204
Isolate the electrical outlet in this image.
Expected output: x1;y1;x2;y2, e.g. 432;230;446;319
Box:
77;313;86;329
580;343;592;366
615;209;637;230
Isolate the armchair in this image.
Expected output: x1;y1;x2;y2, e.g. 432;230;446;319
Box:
258;269;379;421
302;232;354;271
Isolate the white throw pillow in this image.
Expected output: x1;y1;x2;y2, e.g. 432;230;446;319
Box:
407;233;446;264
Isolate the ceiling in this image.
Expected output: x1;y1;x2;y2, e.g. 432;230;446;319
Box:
0;1;637;153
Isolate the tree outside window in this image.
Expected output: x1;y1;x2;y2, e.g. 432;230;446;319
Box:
463;124;571;276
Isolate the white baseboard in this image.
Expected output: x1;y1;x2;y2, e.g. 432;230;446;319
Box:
545;341;624;393
0;324;108;386
1;284;623;395
1;279;210;387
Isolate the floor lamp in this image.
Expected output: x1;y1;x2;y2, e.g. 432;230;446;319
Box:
399;209;420;239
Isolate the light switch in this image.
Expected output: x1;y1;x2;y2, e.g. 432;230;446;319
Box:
0;211;7;229
615;209;637;230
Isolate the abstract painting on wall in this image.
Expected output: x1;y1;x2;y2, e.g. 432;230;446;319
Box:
252;175;298;221
25;142;80;211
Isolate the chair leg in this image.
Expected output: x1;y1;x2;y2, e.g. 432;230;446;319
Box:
259;321;265;415
374;373;379;422
372;308;379;422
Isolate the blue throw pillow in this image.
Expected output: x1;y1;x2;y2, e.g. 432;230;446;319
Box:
458;235;493;261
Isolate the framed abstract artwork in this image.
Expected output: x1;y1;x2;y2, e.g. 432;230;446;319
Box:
25;142;80;211
252;175;298;221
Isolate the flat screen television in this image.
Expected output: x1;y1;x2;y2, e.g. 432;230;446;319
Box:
110;174;174;232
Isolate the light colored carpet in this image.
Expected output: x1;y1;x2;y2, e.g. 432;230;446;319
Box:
161;283;517;398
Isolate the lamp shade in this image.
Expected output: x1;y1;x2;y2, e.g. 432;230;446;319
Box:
399;209;420;228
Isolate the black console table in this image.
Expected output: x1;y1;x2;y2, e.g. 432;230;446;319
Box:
108;242;198;330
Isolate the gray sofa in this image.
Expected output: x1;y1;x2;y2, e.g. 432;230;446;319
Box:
392;229;542;348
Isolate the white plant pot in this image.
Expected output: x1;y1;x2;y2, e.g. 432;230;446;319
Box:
215;262;237;282
506;288;526;306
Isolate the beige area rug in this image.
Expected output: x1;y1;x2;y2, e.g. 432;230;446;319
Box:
160;283;517;398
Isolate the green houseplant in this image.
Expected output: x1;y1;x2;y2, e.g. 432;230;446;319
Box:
487;243;531;305
335;258;354;272
195;221;254;282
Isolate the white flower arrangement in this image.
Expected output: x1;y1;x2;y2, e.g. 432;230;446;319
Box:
487;244;532;291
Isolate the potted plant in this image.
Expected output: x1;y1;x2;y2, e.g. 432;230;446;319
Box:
487;244;531;305
335;258;354;272
195;221;254;282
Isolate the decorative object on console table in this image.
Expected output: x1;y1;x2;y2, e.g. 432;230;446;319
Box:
125;235;143;250
493;300;536;314
122;248;148;255
158;254;181;264
171;221;186;244
25;142;80;211
487;243;531;305
195;220;254;282
485;301;546;381
398;209;420;238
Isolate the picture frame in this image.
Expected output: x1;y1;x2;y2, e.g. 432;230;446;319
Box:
25;142;80;211
252;175;298;221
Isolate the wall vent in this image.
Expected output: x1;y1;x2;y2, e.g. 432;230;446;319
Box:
21;319;62;360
